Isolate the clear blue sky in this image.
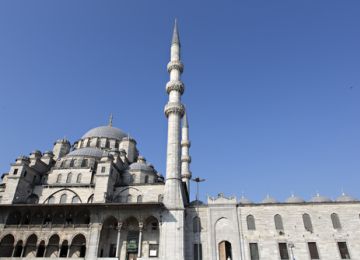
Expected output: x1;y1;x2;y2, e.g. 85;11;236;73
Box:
0;1;359;202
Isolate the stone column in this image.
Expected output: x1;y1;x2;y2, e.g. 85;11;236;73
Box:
138;222;144;258
86;223;102;260
116;222;123;258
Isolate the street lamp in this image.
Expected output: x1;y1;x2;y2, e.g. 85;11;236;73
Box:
191;177;205;260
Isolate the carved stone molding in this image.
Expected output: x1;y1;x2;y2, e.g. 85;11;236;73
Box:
181;140;191;147
164;102;185;117
167;60;184;73
166;80;185;94
181;155;191;163
181;171;192;179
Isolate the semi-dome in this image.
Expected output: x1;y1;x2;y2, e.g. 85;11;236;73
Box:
286;194;305;203
239;195;253;204
336;193;358;202
262;195;277;204
310;193;332;203
67;147;106;158
82;126;127;140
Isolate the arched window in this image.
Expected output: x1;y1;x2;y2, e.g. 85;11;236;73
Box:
274;214;284;231
69;234;86;257
72;196;80;204
331;213;341;229
60;194;67;204
13;240;23;257
66;173;72;183
81;159;88;167
36;240;45;257
105;140;110;148
137;195;143;203
303;213;313;232
76;174;82;183
0;234;15;257
96;139;101;148
115;141;119;149
48;196;55;204
70;159;75;167
59;240;69;257
86;139;91;147
144;175;149;183
56;174;62;183
193;216;201;233
246;215;256;230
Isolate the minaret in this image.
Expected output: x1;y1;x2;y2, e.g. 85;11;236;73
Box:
161;19;186;260
163;19;186;209
181;111;192;194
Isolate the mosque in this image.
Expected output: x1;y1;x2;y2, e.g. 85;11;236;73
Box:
0;21;359;260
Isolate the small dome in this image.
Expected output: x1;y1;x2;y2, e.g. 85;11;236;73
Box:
82;126;127;140
239;195;252;204
310;193;332;203
129;157;154;172
336;193;358;202
67;147;105;158
262;195;277;204
190;200;204;206
286;194;305;203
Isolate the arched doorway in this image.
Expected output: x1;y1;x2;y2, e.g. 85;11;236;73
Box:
218;241;232;260
69;234;86;257
143;216;159;258
0;234;15;257
98;216;118;257
123;217;140;260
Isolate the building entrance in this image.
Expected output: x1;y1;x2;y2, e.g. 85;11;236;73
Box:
218;241;232;260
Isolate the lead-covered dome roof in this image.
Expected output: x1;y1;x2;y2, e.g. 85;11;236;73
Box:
336;193;358;202
262;195;277;204
67;147;106;158
310;193;332;203
82;126;127;140
286;194;305;203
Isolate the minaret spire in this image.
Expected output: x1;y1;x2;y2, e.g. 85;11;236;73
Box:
181;111;192;194
163;19;186;209
172;18;180;46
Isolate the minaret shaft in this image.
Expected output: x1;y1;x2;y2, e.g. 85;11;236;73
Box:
163;20;185;209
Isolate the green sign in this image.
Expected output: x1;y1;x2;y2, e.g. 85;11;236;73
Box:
127;239;138;252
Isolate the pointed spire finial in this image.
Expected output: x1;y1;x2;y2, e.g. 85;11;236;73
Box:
182;111;189;128
108;114;113;127
172;18;180;46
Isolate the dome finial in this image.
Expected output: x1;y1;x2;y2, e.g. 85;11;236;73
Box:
108;114;113;127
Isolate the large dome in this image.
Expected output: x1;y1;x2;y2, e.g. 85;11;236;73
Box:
82;126;127;140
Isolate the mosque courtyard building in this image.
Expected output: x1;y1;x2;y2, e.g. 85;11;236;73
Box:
0;22;359;260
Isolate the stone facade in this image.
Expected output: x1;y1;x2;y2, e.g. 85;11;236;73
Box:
0;21;359;260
